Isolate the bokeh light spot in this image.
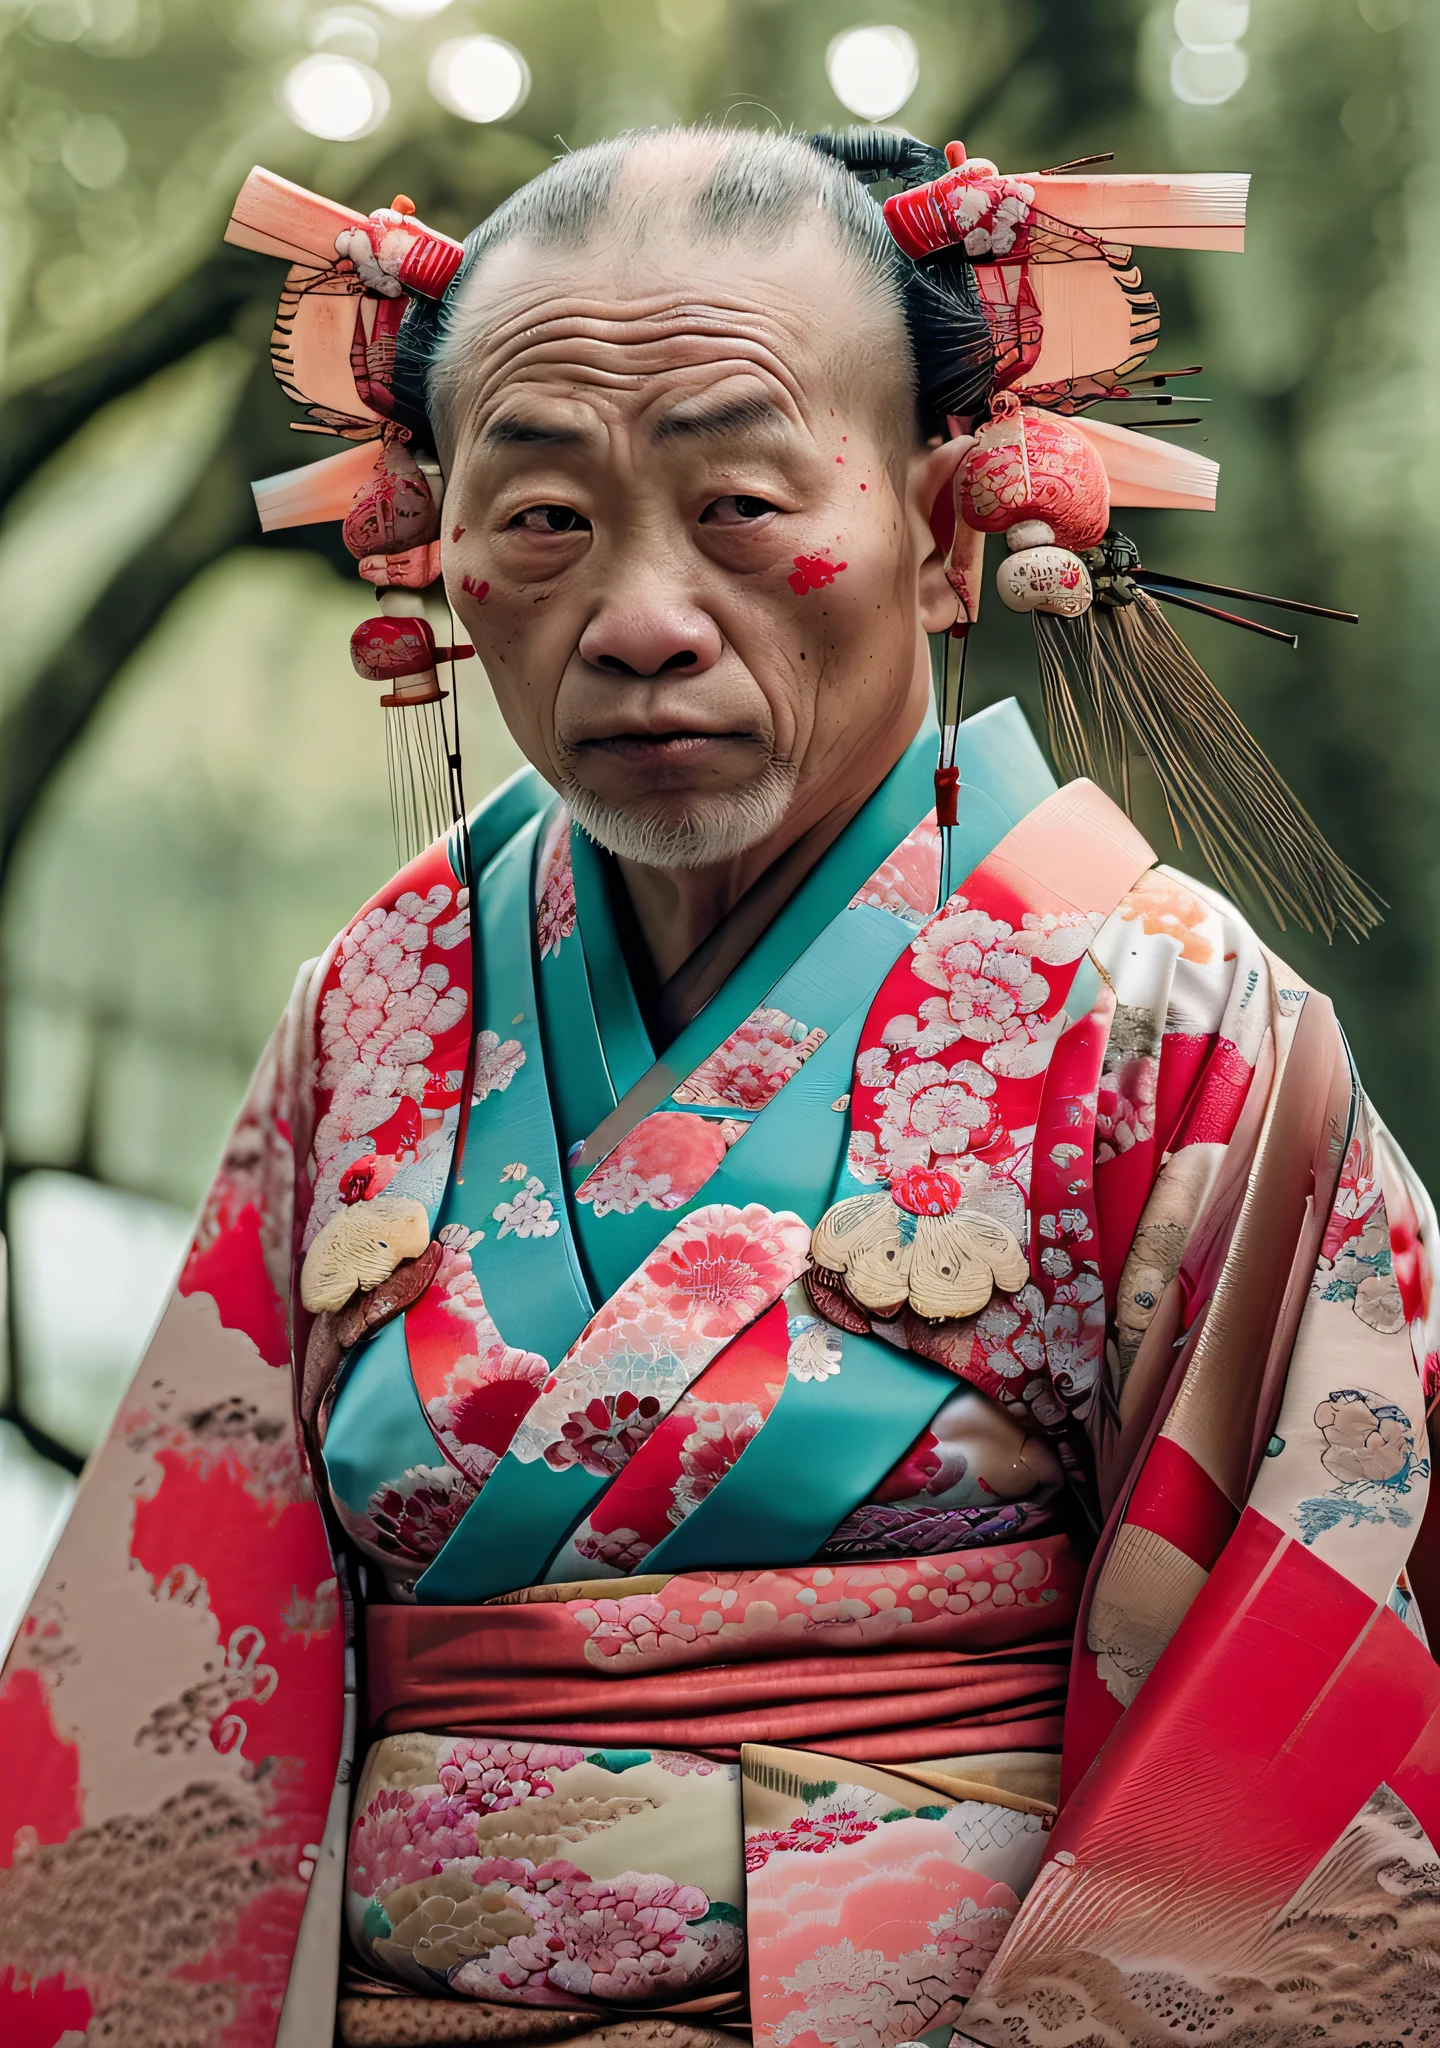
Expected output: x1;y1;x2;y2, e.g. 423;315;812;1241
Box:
280;53;390;140
429;35;531;124
309;10;383;63
825;25;920;122
1169;43;1249;104
1173;0;1249;51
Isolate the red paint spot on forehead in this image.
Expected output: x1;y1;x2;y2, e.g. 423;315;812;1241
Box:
462;575;489;602
788;553;848;595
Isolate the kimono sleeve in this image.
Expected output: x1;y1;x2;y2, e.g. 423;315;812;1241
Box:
0;955;345;2048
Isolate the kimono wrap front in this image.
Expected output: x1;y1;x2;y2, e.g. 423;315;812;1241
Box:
4;699;1440;2048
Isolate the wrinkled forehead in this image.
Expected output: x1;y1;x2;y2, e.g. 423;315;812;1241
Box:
431;193;913;460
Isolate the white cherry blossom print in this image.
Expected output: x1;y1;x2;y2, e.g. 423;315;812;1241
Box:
1042;1269;1106;1411
787;1313;843;1382
855;1046;895;1090
881;1009;963;1058
472;1031;524;1104
876;1060;1001;1173
1010;910;1104;965
492;1176;560;1240
306;870;471;1250
981;1011;1068;1080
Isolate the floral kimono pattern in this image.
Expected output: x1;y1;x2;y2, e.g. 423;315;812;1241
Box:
4;710;1439;2048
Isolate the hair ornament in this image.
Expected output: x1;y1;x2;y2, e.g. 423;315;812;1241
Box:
857;134;1374;938
228;167;472;878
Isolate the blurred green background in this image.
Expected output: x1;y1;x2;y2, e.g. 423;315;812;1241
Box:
0;0;1431;1624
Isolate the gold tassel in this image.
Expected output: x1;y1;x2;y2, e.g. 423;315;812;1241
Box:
1034;591;1382;940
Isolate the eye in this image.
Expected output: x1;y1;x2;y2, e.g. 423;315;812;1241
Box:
701;494;780;526
510;505;591;533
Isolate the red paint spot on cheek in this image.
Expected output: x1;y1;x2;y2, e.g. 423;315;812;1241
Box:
836;455;845;464
462;575;489;602
860;483;868;492
788;553;848;595
452;526;466;542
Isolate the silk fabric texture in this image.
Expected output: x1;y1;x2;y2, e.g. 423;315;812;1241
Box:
3;700;1439;2048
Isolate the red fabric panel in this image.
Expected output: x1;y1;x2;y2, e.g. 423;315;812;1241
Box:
1121;1432;1236;1570
1056;1509;1440;1915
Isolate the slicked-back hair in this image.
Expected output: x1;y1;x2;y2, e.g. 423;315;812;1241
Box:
393;125;995;458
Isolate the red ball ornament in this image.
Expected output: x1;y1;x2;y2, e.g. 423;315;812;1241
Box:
342;441;439;560
891;1165;965;1217
350;614;438;683
958;394;1110;552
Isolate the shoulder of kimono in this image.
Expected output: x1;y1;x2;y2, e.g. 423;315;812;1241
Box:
463;763;553;875
316;767;554;984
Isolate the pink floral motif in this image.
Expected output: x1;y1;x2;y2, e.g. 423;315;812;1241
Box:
407;1233;550;1482
508;1206;810;1471
430;1347;550;1484
536;813;577;960
547;1390;665;1475
641;1207;808;1341
651;1752;724;1778
673;1006;827;1112
746;1811;879;1872
576;1112;731;1217
849;818;943;924
574;1525;654;1572
771;1898;1016;2048
448;1858;742;2005
565;1543;1073;1669
1322;1132;1385;1263
348;1786;479;1901
365;1463;474;1562
672;1402;765;1521
436;1738;585;1810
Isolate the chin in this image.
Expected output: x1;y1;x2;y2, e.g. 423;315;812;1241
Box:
559;759;798;870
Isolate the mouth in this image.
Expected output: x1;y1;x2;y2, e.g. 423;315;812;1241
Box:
577;731;764;767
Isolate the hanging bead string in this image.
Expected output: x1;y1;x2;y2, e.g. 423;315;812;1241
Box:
934;622;970;907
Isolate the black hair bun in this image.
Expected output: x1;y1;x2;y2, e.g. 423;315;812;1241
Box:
809;128;996;434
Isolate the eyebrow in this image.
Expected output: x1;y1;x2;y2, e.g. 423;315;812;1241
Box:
483;413;586;446
652;394;789;442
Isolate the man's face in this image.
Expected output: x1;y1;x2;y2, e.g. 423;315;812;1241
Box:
440;195;956;869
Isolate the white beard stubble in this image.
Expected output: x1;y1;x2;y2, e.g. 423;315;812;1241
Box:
556;753;799;870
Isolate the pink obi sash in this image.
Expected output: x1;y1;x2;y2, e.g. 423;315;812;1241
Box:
365;1535;1080;1762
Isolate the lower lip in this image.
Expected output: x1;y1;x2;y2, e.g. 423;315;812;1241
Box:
583;734;753;764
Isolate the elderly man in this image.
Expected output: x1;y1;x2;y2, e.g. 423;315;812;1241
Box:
4;128;1440;2048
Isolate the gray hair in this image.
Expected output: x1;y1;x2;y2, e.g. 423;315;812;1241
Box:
407;128;925;456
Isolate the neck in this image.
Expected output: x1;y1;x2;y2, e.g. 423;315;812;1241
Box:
615;693;928;988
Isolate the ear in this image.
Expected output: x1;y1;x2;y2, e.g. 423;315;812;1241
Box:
906;433;977;633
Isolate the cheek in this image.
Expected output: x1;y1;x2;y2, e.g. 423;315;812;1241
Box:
787;550;848;596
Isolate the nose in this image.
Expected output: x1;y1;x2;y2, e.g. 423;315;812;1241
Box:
578;600;723;679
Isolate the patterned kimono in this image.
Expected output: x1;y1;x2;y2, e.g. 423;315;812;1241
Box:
3;699;1438;2048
